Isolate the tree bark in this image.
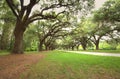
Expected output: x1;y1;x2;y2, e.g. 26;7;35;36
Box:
38;42;43;51
12;22;26;54
76;45;79;50
45;43;50;51
95;41;99;50
71;46;74;50
82;45;86;50
38;34;49;51
81;42;87;50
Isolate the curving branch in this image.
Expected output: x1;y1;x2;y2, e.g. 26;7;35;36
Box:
28;10;66;25
6;0;19;19
20;0;24;7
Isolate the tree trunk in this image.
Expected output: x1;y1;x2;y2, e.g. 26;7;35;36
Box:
76;45;79;50
95;40;100;50
71;46;74;50
45;45;48;50
39;42;43;51
12;22;26;54
38;35;48;51
45;44;49;51
81;43;87;50
82;45;86;50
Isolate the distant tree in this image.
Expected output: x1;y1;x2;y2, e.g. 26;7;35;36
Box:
24;24;38;51
37;19;70;51
94;0;120;22
92;0;120;49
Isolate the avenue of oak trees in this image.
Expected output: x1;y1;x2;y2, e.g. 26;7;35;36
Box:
4;0;94;54
0;0;120;53
60;0;120;50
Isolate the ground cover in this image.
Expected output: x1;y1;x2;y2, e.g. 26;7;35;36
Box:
21;51;120;79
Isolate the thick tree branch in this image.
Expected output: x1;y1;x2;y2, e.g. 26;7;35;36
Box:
28;10;66;25
23;0;37;23
20;0;24;8
40;4;59;14
6;0;19;19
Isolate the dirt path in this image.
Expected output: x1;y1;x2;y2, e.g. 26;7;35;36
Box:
0;53;45;79
66;51;120;57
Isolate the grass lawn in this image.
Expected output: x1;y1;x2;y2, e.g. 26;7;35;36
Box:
82;50;120;53
0;50;10;56
21;51;120;79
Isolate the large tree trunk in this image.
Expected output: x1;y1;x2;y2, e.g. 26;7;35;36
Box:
12;22;26;54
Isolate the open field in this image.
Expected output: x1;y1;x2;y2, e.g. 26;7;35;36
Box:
0;50;120;79
21;51;120;79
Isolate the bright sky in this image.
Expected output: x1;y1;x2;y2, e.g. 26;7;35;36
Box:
24;0;108;17
24;0;107;10
95;0;107;10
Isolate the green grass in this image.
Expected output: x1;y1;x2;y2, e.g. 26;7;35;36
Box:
0;50;10;55
21;51;120;79
0;50;41;56
82;50;120;53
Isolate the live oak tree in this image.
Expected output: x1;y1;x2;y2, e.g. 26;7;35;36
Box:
92;0;120;50
36;19;70;51
94;0;120;22
69;18;93;50
5;0;94;54
93;0;120;32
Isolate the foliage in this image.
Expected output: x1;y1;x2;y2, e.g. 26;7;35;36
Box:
0;0;119;52
93;0;120;22
0;1;15;50
24;24;38;51
5;0;95;53
99;42;116;50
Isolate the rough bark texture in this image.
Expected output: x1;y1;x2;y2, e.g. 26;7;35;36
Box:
5;0;83;53
12;21;26;54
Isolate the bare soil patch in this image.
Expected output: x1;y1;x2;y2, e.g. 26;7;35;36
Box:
0;53;44;79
